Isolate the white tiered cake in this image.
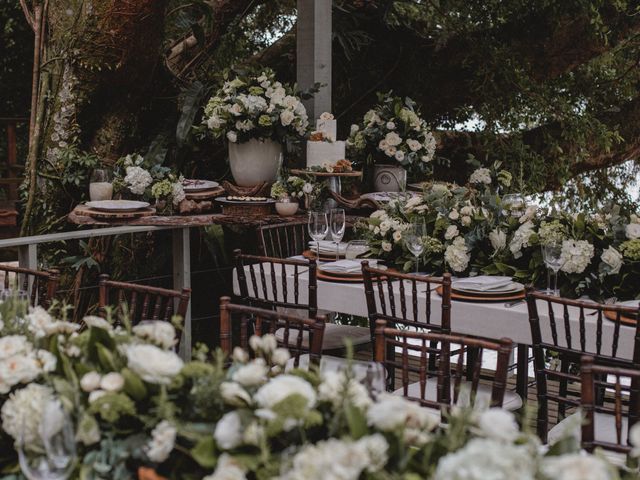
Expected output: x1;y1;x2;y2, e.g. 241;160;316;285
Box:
306;113;346;168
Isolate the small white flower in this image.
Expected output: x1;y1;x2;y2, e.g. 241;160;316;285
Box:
445;237;470;272
445;225;459;240
272;348;290;366
221;382;252;407
214;411;244;450
88;389;107;403
100;372;125;392
626;223;640;240
145;420;177;463
540;453;614;480
477;408;520;442
232;359;267;387
124;344;184;385
461;215;472;227
83;315;113;331
133;321;177;350
469;167;492;185
80;371;102;392
254;375;316;410
280;110;295;126
227;131;238;143
394;150;405;162
319;112;334;121
384;131;402;146
601;246;623;275
232;347;248;363
381;241;392;252
448;209;460;220
0;335;31;360
406;139;422;151
386;121;396;130
302;183;314;194
393;230;403;243
489;228;507;252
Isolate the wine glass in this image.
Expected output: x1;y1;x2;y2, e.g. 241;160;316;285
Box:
345;240;369;260
502;193;526;218
89;168;113;201
329;208;346;260
308;211;329;261
542;242;564;296
404;222;426;274
18;400;76;480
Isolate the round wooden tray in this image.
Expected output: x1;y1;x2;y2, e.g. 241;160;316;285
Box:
290;169;362;177
603;310;637;326
436;285;525;303
75;205;156;220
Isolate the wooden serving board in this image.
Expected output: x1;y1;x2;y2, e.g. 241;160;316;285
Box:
436;285;525;303
603;311;637;326
185;186;225;201
74;205;156;220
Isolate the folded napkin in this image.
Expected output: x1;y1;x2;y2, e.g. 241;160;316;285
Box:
454;275;513;291
309;240;349;255
320;259;377;274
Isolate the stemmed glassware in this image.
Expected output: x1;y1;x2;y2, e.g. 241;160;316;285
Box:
329;208;346;261
308;211;329;261
542;242;564;296
404;222;426;274
345;240;369;260
18;400;76;480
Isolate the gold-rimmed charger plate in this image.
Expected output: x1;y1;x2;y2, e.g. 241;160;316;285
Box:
317;267;394;283
437;285;525;303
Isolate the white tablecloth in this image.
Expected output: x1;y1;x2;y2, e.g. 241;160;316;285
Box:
232;264;635;359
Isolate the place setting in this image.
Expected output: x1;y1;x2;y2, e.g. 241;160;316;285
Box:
438;275;526;303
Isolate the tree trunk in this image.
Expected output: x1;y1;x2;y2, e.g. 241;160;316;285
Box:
21;0;168;235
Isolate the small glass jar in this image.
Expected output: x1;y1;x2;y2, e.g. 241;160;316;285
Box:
502;193;526;218
275;196;299;216
89;168;113;201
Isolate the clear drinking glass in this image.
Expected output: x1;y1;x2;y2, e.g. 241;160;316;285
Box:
345;240;369;260
329;208;346;260
502;193;526;218
404;222;426;274
308;211;329;261
542;242;564;296
89;168;113;201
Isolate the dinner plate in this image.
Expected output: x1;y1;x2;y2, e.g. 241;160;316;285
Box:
437;285;525;303
85;200;150;212
453;282;525;296
319;264;387;278
603;300;640;326
182;179;220;192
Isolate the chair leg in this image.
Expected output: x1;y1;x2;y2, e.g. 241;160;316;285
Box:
516;344;529;400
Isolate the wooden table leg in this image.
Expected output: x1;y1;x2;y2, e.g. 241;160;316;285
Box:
173;227;191;360
516;343;529;400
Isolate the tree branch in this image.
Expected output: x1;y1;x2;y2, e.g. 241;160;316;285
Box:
19;0;35;31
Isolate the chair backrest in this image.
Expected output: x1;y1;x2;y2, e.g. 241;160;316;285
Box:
374;319;513;410
219;296;326;367
0;265;60;308
526;287;640;441
98;274;191;330
362;261;452;338
581;355;640;454
234;249;317;318
258;220;310;258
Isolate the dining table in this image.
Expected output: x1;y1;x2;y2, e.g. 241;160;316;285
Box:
232;261;637;398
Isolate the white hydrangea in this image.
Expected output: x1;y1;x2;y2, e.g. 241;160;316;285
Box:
560;240;594;274
422;132;437;161
540;453;614;480
476;408;520;442
489;228;507;252
434;438;536;480
203;454;247;480
172;182;186;206
509;221;536;258
124;344;184;385
25;306;55;338
1;383;61;447
600;246;623;275
132;321;177;349
445;237;470;273
277;435;388;480
145;420;177;463
124;166;153;195
626;223;640;240
317;370;372;410
469;168;492;185
445;225;459;240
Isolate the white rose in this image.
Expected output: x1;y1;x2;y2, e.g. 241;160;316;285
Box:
448;209;460;220
203;453;247;480
232;347;248;363
626;223;640;240
445;225;459;240
226;131;238;143
145;420;177;463
406;139;422;151
386;121;396;130
254;375;316;410
385;132;402;146
601;246;623;275
280;109;295;126
381;241;392;252
385;146;397;157
302;183;314;194
378;139;389;151
460;215;472;226
100;372;125;392
214;411;244;450
272;348;290;366
232;359;267;387
25;307;54;338
88;390;107;403
221;382;252;407
394;150;405;162
393;230;403;243
133;321;177;350
124;344;184;385
460;206;473;216
80;371;102;392
0;335;31;360
477;408;520;442
319;112;334;120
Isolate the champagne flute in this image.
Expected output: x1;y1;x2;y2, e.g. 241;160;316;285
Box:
404;222;426;274
329;208;346;260
542;242;564;296
308;211;329;261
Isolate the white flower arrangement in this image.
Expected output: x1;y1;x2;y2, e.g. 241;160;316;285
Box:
145;420;177;463
445;236;471;272
123;344;184;385
204;69;309;145
132;321;177;350
469;167;492;185
560;239;595;274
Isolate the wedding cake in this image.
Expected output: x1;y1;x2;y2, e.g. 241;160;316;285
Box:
306;112;346;168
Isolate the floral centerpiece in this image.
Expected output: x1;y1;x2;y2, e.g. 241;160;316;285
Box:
0;299;635;480
357;164;640;300
203;69;310;186
112;153;185;215
347;92;437;191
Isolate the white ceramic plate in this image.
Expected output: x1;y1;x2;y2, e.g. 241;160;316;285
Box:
86;200;150;212
454;282;525;295
182;179;220;192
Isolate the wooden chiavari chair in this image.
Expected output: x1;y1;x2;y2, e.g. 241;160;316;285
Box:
219;296;326;367
0;265;60;308
98;274;191;346
580;355;640;459
526;287;640;443
374;319;514;413
257;220;310;258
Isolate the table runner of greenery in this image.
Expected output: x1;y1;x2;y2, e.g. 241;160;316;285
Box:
356;165;640;301
0;300;637;479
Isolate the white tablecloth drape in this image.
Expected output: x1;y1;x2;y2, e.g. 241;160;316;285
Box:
232;264;635;360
